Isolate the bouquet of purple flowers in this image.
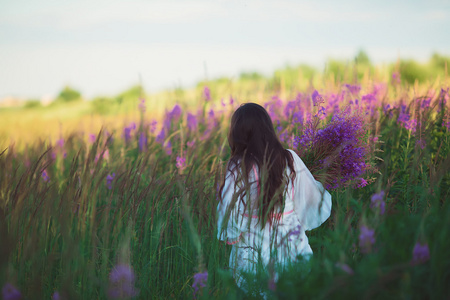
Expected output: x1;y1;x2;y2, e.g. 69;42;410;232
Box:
294;91;371;189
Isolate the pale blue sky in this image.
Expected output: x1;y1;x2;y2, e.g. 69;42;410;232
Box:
0;0;449;99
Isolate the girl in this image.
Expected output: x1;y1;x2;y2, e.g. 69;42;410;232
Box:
217;103;332;291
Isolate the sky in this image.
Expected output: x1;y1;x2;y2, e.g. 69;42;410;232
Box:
0;0;449;100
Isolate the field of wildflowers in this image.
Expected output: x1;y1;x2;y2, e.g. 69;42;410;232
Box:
1;64;450;299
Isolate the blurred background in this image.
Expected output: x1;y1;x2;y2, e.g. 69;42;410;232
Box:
1;0;450;149
1;3;450;298
1;0;449;101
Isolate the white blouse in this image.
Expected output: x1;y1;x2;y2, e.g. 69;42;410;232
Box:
216;149;332;286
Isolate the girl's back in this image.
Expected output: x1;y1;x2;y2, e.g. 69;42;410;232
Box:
217;149;331;287
216;103;332;290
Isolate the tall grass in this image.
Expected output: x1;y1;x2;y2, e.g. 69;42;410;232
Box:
1;71;449;299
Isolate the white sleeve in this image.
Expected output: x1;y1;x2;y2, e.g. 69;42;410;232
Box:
216;169;246;244
288;149;332;231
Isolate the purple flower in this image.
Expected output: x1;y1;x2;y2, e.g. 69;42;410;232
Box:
335;262;354;275
371;191;384;202
110;264;135;283
438;88;449;111
164;141;172;155
203;86;211;101
292;111;303;124
169;104;182;121
205;109;218;131
89;134;96;144
317;106;326;118
187;140;196;148
283;100;297;119
42;169;50;182
290;225;301;236
295;109;368;189
138;132;147;152
192;271;208;298
187;113;198;131
404;118;417;132
2;283;21;300
416;139;426;149
56;138;64;148
383;104;393;117
345;84;361;95
420;98;431;109
276;122;282;133
312;90;324;106
370;191;385;215
359;225;375;253
149;120;157;134
362;93;376;105
156;129;165;144
229;96;234;105
443;118;450;131
397;104;415;131
55;138;67;158
279;131;288;143
356;178;368;188
52;291;60;300
95;149;110;163
163;116;171;131
106;173;115;190
264;96;282;122
208;108;215;119
108;264;139;299
123;123;136;143
372;83;386;96
176;155;186;170
392;72;401;84
411;242;430;265
287;225;302;242
138;97;146;113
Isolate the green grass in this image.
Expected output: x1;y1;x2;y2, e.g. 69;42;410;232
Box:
1;60;450;299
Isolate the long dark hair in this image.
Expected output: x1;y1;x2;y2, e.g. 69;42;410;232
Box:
220;103;296;228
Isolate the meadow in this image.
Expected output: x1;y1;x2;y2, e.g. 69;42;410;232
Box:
1;57;450;299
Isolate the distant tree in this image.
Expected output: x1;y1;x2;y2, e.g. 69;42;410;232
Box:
114;84;145;109
91;96;115;115
325;59;347;82
297;64;316;79
56;86;82;103
119;85;143;99
355;50;371;65
214;77;232;84
430;53;450;70
24;100;41;109
271;64;316;90
399;60;429;84
239;72;264;80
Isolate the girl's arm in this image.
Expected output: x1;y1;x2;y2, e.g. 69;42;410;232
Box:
288;149;332;231
216;169;245;244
